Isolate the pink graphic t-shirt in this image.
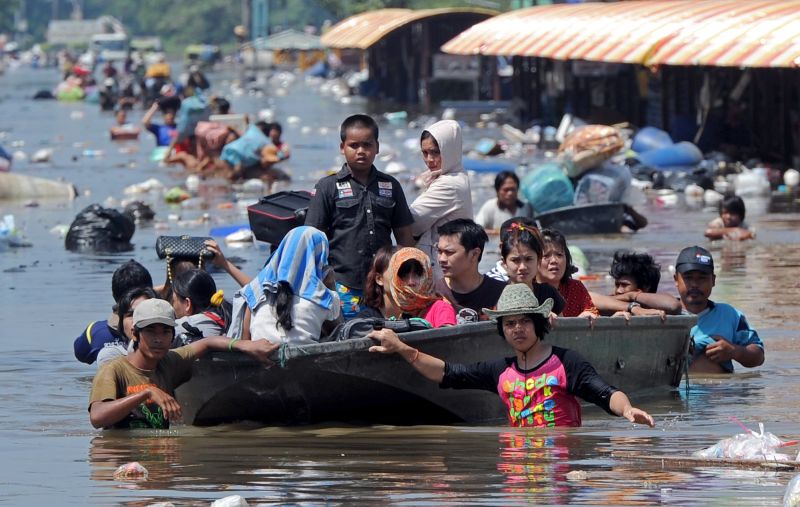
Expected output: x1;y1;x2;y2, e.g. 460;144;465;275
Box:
440;346;618;428
497;353;582;427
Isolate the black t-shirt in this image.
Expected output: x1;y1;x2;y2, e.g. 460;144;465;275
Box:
446;276;565;325
450;275;507;324
305;165;414;290
534;282;566;316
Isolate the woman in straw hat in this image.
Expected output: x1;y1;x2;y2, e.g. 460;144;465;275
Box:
369;284;654;428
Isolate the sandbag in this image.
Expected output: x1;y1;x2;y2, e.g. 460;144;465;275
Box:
559;125;624;177
574;162;632;205
520;163;574;213
65;204;135;253
175;93;210;142
220;124;269;168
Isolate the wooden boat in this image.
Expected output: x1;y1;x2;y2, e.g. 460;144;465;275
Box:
0;172;77;200
176;315;694;426
534;202;625;235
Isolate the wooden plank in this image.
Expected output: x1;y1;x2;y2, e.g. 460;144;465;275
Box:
612;451;800;471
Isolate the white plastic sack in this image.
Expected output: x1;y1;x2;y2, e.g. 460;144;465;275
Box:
785;474;800;507
693;423;791;461
210;495;249;507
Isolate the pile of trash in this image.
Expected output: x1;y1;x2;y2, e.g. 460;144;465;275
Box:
514;117;636;214
694;423;797;462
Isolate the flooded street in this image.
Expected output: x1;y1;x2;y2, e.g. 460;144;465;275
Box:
1;65;800;506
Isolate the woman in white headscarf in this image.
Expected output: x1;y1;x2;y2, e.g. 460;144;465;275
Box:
409;120;473;277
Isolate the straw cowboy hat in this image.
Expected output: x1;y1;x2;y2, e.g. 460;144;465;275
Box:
483;284;554;319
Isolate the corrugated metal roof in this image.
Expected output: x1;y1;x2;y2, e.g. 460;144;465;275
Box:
321;8;497;50
649;1;800;68
442;0;800;68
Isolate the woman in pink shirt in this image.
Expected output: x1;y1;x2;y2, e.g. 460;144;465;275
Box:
358;247;456;327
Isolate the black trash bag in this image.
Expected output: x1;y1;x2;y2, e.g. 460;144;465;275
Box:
33;90;55;100
65;204;135;253
123;201;155;223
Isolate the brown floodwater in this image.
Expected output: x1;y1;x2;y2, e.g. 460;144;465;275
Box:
1;65;799;506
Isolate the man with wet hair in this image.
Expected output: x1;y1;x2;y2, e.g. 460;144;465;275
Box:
591;250;682;318
74;260;154;365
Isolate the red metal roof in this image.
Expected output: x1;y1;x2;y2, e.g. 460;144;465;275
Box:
442;0;800;68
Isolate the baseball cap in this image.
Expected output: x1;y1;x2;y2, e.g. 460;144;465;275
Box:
133;299;176;328
675;245;714;274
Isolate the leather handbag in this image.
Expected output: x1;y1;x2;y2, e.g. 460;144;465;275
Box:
155;235;215;261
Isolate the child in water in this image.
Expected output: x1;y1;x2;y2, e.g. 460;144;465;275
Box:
705;195;753;241
369;284;655;428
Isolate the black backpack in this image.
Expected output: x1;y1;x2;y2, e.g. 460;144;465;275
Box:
324;317;432;342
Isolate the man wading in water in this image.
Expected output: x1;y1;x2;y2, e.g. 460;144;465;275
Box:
88;299;276;429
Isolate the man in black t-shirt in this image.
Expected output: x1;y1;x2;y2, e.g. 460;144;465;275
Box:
435;219;506;324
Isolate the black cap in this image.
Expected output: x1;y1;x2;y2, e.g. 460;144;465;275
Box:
675;245;714;274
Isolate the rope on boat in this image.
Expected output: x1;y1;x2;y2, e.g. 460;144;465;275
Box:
276;342;312;368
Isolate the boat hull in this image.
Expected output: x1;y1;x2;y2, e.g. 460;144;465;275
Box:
177;315;694;426
534;202;624;235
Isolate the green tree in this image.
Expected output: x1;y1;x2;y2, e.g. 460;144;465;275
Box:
1;1;22;35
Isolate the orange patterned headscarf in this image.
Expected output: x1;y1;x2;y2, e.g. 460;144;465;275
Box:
388;247;439;314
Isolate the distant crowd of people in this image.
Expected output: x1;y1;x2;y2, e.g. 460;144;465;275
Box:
76;113;763;431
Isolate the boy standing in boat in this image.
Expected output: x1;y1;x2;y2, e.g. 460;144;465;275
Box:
305;114;415;320
674;246;764;373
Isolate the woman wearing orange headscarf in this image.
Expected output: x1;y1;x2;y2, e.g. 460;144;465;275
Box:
360;247;456;328
389;247;456;328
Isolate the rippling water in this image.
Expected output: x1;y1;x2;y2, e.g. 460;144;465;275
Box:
1;65;799;506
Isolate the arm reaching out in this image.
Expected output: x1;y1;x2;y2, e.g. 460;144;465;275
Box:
368;328;445;383
189;336;278;363
609;391;655;427
205;239;252;286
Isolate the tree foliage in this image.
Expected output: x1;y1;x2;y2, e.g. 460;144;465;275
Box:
0;0;21;35
12;0;509;49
